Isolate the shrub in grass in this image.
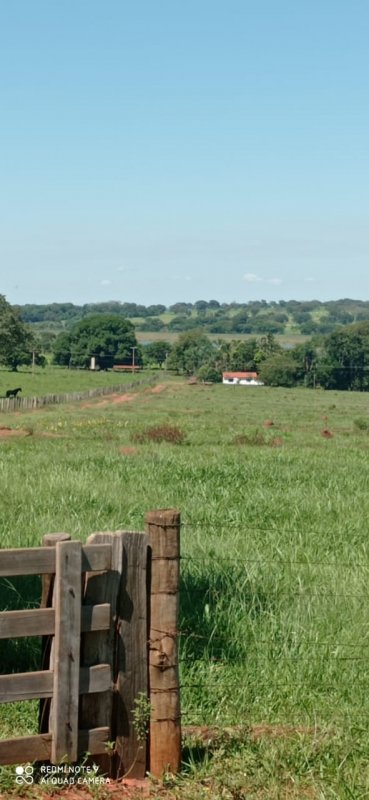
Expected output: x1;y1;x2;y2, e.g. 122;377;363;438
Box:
232;431;267;446
132;424;186;444
353;417;369;431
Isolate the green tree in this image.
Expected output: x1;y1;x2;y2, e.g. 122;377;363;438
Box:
0;295;36;371
317;322;369;390
196;363;222;382
52;314;140;369
167;330;215;374
258;353;304;387
254;334;283;367
229;339;258;371
144;341;172;368
137;317;165;331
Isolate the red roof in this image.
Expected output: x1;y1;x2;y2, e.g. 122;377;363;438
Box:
223;372;258;379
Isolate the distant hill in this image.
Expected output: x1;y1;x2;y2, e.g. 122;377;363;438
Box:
15;298;369;338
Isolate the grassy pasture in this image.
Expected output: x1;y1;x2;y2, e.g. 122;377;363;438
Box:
0;365;147;398
1;378;369;796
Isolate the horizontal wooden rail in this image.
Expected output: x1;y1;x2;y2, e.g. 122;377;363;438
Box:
0;602;111;639
0;664;111;704
0;543;112;577
0;727;110;765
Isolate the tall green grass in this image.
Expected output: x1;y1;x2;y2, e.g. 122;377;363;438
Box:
1;379;369;795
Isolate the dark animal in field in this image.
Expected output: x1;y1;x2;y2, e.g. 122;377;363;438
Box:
5;387;22;398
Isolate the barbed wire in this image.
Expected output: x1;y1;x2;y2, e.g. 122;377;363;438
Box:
179;681;369;690
149;625;369;650
180;586;369;599
180;654;369;662
180;552;369;569
180;711;369;722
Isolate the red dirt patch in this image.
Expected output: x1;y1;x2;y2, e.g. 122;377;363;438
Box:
15;778;150;800
0;427;31;438
150;384;167;394
321;429;333;438
111;393;138;405
81;393;138;409
119;446;138;456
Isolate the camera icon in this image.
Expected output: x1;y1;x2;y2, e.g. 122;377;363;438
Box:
15;765;34;785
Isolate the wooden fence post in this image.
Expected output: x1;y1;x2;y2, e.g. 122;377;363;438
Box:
39;533;71;734
145;509;181;776
51;540;82;763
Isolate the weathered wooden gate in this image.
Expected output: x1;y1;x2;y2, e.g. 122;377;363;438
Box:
0;510;181;778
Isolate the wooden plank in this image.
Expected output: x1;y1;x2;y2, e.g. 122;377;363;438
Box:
0;665;111;704
0;608;54;638
0;727;110;766
78;726;111;757
80;532;121;776
145;509;181;776
0;544;111;577
114;531;149;779
81;603;111;633
40;534;71;608
0;733;51;765
51;541;82;764
0;547;59;577
0;603;110;639
79;664;112;696
83;544;112;572
0;671;53;703
81;531;149;779
39;534;71;736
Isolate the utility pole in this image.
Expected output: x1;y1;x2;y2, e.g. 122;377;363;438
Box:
130;346;137;372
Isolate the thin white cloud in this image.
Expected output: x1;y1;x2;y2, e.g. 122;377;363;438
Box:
243;273;282;285
100;279;112;286
243;273;263;283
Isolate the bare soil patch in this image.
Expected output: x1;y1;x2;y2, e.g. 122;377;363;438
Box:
0;778;150;800
321;429;333;438
111;393;138;405
81;393;138;409
119;446;138;456
150;384;167;394
0;427;31;438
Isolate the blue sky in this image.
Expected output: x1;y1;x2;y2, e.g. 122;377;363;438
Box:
1;0;369;305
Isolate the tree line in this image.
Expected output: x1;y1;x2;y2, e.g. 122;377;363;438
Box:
15;298;369;337
3;294;369;391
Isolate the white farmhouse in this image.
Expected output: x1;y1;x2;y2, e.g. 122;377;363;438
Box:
222;371;264;386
